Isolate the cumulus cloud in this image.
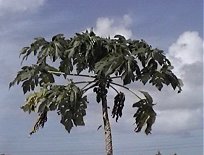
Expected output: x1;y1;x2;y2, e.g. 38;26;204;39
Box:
0;0;46;15
93;15;133;39
168;31;203;64
167;31;203;90
167;31;203;75
152;31;203;133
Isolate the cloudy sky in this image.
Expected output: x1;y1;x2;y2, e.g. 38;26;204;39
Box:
0;0;203;155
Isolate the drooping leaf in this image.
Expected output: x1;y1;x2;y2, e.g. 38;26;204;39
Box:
145;111;156;134
56;82;88;133
139;91;153;104
133;96;156;135
30;109;48;135
132;99;146;107
60;118;73;133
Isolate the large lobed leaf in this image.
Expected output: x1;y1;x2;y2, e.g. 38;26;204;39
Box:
13;31;182;92
21;82;88;135
9;63;60;94
132;91;156;135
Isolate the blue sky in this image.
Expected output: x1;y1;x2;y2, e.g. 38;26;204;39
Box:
0;0;203;155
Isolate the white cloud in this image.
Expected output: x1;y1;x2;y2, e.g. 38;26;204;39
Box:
0;0;46;15
151;31;203;133
167;31;203;75
93;15;133;39
166;31;203;90
168;31;203;65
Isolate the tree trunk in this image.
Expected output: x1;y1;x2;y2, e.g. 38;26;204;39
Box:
101;93;113;155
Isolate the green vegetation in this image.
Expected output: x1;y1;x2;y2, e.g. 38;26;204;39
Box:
10;31;182;155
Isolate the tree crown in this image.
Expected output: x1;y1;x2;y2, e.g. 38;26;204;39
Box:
10;31;182;135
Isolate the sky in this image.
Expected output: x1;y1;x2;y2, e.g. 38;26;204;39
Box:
0;0;203;155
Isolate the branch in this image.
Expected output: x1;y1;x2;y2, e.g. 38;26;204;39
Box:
73;81;94;85
110;76;122;79
110;82;142;100
83;83;97;93
47;70;95;78
82;81;95;90
109;84;119;94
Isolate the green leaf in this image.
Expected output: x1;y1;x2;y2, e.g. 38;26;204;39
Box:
70;91;75;103
37;100;47;113
22;80;31;94
114;35;126;43
49;102;57;111
95;53;124;76
132;99;146;107
30;110;47;135
140;73;150;85
145;111;156;134
73;116;85;126
52;34;64;41
19;47;29;57
139;91;153;104
153;49;165;65
133;98;156;135
59;58;73;75
65;119;73;133
21;104;31;113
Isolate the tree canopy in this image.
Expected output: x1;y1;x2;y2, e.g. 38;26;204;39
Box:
9;31;182;135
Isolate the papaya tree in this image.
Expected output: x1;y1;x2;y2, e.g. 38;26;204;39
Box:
9;31;182;155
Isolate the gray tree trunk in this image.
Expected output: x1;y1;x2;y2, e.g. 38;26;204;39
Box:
101;93;113;155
